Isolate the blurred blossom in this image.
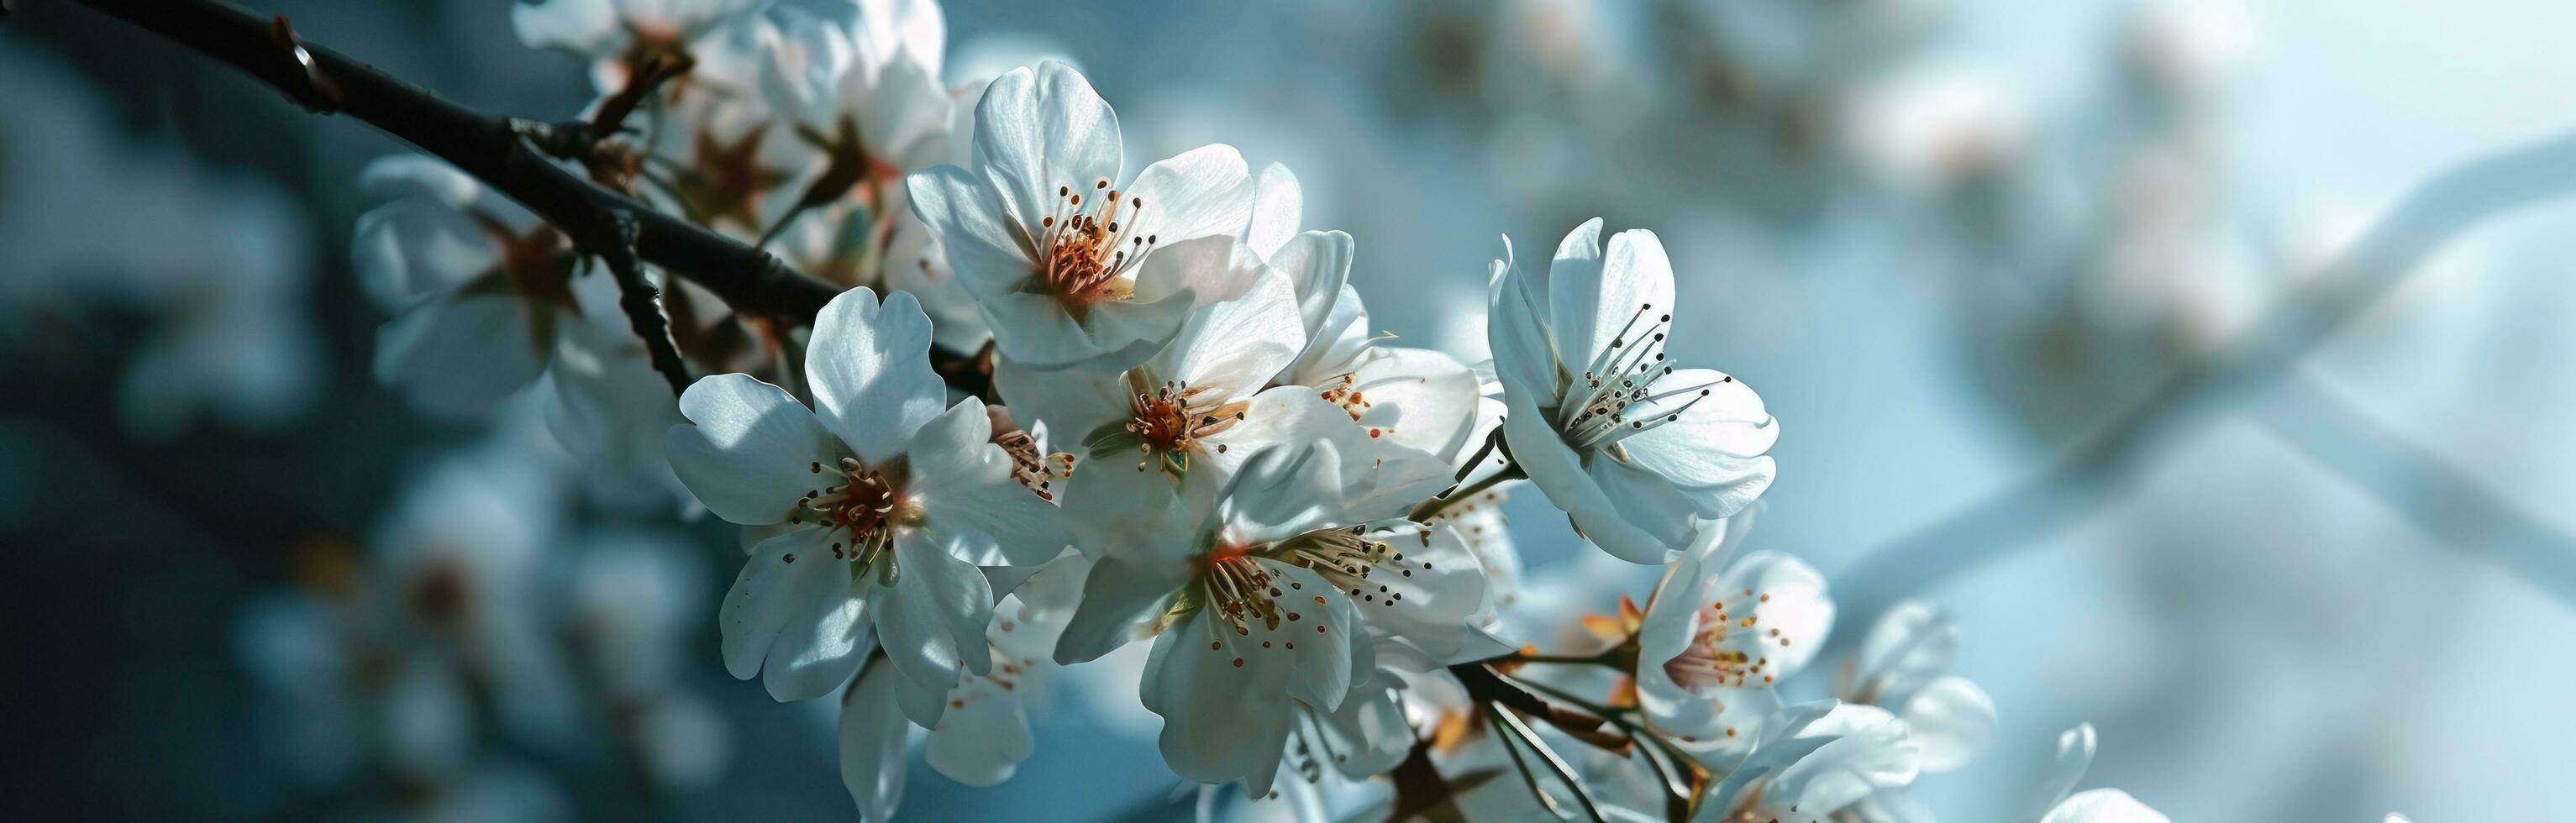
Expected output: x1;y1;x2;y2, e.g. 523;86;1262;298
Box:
0;45;323;437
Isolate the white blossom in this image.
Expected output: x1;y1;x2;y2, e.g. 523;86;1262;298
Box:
908;60;1257;369
1050;443;1460;795
1487;218;1780;564
664;287;1067;716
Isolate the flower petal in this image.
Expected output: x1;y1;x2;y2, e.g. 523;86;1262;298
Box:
808;288;948;464
907;164;1032;299
665;373;837;526
1344;345;1482;461
1501;390;1670;564
1052;553;1190;664
907;397;1071;566
1266;230;1353;346
350;197;500;309
2042;789;2169;823
973;61;1122;243
872;533;997;726
925;687;1033;786
377;296;551;418
763;587;875;703
719;528;839;682
1899;676;1995;773
1141;609;1298;793
839;661;912;823
1149;269;1306;402
1552;225;1677;372
1122;144;1255;249
1246;161;1304;259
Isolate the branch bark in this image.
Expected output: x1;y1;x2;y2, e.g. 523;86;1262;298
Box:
68;0;845;325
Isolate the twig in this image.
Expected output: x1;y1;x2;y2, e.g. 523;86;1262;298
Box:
1488;704;1611;823
2258;371;2576;604
591;210;691;396
1827;129;2576;645
66;0;842;324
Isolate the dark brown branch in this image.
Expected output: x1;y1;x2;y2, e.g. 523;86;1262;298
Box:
591;211;692;396
69;0;844;326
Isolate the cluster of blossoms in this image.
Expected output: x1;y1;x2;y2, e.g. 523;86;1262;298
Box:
332;0;2187;820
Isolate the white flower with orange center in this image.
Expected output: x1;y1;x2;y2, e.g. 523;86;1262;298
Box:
1631;522;1833;761
908;60;1257;370
662;287;1066;722
996;266;1443;551
1488;218;1780;564
1049;443;1463;796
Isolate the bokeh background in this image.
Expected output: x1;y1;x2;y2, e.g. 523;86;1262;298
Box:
8;0;2576;819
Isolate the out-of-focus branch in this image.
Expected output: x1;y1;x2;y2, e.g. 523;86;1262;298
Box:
65;0;841;323
2258;371;2576;603
1830;130;2576;643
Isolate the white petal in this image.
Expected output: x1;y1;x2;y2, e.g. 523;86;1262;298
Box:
350;197;499;309
1272;562;1363;712
981;288;1191;370
1551;227;1676;372
764;587;875;703
2041;789;2169;823
839;662;913;823
1266;230;1353;350
1485;235;1560;404
719;529;841;683
973;61;1122;243
907;165;1033;298
1140;609;1298;792
1246;162;1304;259
1122;144;1256;249
665;373;837;526
1052;553;1190;664
856;52;950;164
1717;551;1834;678
2027;723;2100;817
872;534;997;726
1617;370;1778;518
808;288;948;464
1501;391;1669;564
1899;676;1995;773
1343;346;1482;461
1149;269;1306;401
1348;524;1490;660
373;296;549;418
925;687;1033;786
1756;704;1922;819
1586;453;1702;561
1285;283;1375;382
510;0;618;53
1315;677;1413;779
907;398;1071;566
1848;600;1960;707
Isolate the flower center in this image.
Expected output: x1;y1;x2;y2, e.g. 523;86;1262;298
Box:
991;427;1075;501
1035;178;1156;309
792;456;917;583
1087;370;1250;480
1664;584;1792;691
1274;524;1438;611
1552;301;1730;455
465;211;576;308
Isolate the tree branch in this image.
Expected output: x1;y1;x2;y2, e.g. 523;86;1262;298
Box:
1826;129;2576;646
67;0;844;326
591;210;692;396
